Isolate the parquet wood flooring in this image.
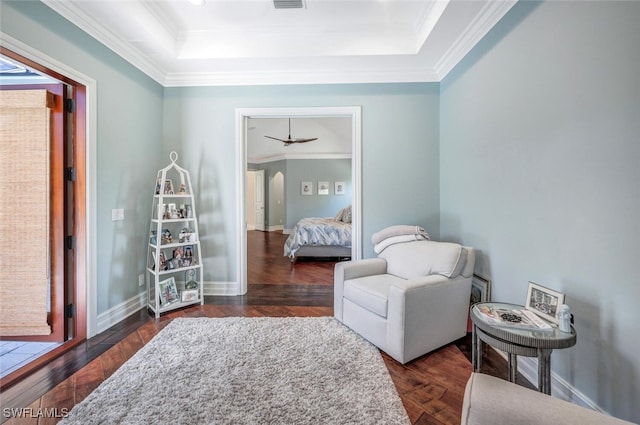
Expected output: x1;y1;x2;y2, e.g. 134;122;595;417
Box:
1;230;532;424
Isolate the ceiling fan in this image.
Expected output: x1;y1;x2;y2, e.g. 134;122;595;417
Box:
264;118;318;146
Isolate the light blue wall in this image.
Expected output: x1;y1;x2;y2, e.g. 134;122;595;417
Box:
1;1;164;315
283;158;351;228
252;159;351;229
163;84;441;282
441;1;640;421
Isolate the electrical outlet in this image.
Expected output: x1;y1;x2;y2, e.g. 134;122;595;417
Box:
138;274;145;286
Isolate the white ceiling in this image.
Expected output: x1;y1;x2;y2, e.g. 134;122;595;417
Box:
42;0;516;87
247;117;352;163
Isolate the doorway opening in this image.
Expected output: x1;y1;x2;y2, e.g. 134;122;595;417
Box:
236;107;362;295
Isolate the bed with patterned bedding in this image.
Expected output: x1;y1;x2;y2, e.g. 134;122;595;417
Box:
284;216;352;260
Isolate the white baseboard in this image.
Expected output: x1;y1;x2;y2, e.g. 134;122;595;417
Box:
266;225;283;232
203;281;238;296
95;281;240;334
96;292;146;334
489;347;603;412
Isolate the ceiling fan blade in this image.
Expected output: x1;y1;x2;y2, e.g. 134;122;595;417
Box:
264;135;288;142
293;138;318;143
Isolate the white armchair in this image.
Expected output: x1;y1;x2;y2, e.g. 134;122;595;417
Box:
334;240;475;364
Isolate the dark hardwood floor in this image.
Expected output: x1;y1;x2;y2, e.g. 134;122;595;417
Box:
1;230;532;425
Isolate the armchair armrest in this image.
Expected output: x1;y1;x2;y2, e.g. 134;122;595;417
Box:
334;258;387;321
335;258;388;282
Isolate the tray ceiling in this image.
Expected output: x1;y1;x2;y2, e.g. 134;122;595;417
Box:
42;0;516;87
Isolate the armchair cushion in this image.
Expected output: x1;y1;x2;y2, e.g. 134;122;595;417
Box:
344;274;406;317
378;240;465;279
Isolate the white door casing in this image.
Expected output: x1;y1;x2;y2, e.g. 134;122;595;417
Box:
236;106;362;295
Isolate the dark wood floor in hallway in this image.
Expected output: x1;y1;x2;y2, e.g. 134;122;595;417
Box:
247;230;336;285
1;230;528;425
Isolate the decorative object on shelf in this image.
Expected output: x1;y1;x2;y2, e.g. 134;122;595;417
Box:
158;277;179;306
181;289;199;302
525;281;565;324
185;269;198;290
147;151;203;318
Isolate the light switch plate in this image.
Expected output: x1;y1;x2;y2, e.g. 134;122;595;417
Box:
111;209;125;221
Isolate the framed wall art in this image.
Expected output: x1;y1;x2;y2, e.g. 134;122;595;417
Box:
335;181;345;195
318;181;329;195
301;181;313;195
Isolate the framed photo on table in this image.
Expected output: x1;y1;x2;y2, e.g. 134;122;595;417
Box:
525;281;565;323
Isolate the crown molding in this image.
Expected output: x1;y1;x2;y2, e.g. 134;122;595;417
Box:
434;0;517;80
41;0;515;87
164;66;441;87
42;0;167;85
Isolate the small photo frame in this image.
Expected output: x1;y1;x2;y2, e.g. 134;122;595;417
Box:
525;281;565;323
318;181;329;195
159;277;179;305
335;181;345;195
164;179;174;195
301;181;313;195
181;289;199;302
470;274;491;305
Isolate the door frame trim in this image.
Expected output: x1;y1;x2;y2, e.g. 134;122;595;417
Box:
235;106;362;295
1;33;98;338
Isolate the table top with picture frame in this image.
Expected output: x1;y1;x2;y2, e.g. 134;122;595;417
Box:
471;301;576;394
471;302;577;349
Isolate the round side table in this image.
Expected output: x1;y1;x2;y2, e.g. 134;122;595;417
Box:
470;302;577;394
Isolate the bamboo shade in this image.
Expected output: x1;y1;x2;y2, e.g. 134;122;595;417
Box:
0;89;52;336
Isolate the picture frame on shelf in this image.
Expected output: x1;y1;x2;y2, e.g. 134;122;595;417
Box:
471;274;491;305
181;289;199;303
158;277;179;306
525;281;565;324
301;181;313;195
158;251;168;271
318;181;329;195
164;179;174;194
335;181;345;195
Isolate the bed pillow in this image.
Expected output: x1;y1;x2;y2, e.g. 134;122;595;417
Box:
341;205;352;223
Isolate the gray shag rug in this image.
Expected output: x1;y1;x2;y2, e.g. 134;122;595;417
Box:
61;316;409;425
